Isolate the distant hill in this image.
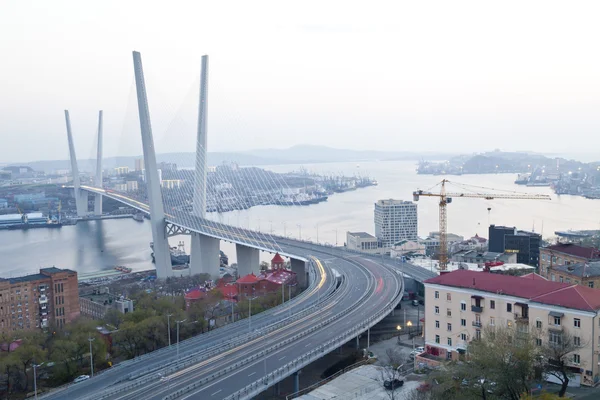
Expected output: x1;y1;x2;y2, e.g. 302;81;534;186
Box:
13;145;456;173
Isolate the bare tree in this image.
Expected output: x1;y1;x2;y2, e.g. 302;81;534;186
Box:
539;329;585;397
378;348;407;400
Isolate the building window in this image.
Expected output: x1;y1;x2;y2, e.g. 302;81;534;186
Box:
448;337;452;346
566;278;571;283
549;331;562;346
574;336;581;347
447;293;451;301
574;318;581;328
490;317;495;326
554;317;561;326
507;321;512;327
435;291;439;299
435;306;439;315
490;300;495;309
447;309;452;317
447;323;452;332
559;276;563;283
461;333;467;341
435;320;440;328
460;302;466;311
536;338;542;346
475;330;481;340
551;273;555;281
435;335;440;344
573;354;580;364
589;281;595;288
506;303;512;313
461;318;466;327
536;320;542;329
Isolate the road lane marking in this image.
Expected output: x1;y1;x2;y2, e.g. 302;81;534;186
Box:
305;343;312;347
278;356;286;361
248;372;256;377
211;389;222;396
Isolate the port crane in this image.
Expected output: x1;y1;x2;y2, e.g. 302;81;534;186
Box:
413;179;551;271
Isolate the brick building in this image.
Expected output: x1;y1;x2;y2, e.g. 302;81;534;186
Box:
422;270;600;386
540;243;600;278
237;253;296;298
545;262;600;289
0;267;79;333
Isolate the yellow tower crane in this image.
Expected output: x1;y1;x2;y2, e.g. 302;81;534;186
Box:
413;179;551;271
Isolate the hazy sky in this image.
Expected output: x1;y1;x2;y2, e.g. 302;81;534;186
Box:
1;1;599;163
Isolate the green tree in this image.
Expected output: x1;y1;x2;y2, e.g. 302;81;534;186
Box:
539;330;582;397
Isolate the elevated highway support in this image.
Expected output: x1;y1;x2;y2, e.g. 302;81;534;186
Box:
93;110;103;216
190;233;220;279
291;258;308;288
64;110;88;217
236;244;260;276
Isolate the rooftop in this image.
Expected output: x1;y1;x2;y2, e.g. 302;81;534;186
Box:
348;231;376;239
375;199;415;206
425;269;600;312
237;273;259;284
543;243;600;260
552;261;600;278
271;253;285;264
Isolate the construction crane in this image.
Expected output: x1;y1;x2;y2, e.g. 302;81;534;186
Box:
413;179;551;271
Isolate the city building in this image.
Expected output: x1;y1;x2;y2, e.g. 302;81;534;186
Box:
0;198;8;209
422;232;465;257
346;232;379;254
543;261;600;288
126;181;139;192
390;239;426;258
450;234;488;254
488;225;541;266
374;199;418;248
540;243;600;277
114;166;129;176
0;267;79;333
157;162;177;172
113;183;127;192
420;269;600;386
80;287;134;320
134;158;144;172
161;179;183;189
451;250;516;265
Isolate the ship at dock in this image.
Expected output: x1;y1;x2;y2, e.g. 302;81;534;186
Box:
0;212;62;230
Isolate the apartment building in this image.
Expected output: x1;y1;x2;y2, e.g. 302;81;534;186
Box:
422;270;600;386
374;199;418;248
540;243;600;277
0;267;79;333
547;262;600;289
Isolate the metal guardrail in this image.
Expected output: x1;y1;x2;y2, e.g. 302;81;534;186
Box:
41;260;330;400
161;259;403;400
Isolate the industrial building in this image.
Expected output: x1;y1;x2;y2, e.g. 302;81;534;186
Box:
80;287;134;320
346;232;379;254
374;199;418;248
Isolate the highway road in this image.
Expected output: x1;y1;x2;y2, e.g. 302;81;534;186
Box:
53;187;422;400
93;254;400;400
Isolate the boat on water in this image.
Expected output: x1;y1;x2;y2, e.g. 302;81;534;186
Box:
278;193;328;206
514;173;530;185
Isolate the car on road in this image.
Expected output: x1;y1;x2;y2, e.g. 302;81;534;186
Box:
73;375;90;384
384;378;404;390
412;300;419;306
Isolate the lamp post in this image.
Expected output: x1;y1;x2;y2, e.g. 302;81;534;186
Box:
248;296;258;332
88;336;95;377
297;224;302;240
167;313;173;347
315;224;319;243
176;319;186;359
282;221;287;237
33;362;44;400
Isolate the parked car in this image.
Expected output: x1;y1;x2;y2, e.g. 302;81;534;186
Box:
412;300;419;306
384;378;404;390
73;375;90;383
418;299;425;305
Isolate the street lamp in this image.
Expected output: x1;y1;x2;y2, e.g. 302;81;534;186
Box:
33;362;44;400
297;224;302;240
167;313;173;347
248;295;258;332
87;336;95;377
315;223;319;243
282;221;287;237
176;319;186;359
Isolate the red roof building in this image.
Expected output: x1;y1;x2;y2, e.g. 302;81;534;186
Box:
271;253;285;270
184;288;207;310
421;270;600;384
540;243;600;278
237;269;297;298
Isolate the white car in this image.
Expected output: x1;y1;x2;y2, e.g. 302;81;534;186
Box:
73;375;90;383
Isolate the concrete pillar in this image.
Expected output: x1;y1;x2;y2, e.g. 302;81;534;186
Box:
236;244;259;277
64;110;87;217
356;336;360;349
192;55;209;220
190;233;220;279
94;110;103;216
273;382;281;396
291;259;308;288
293;371;300;394
132;51;172;279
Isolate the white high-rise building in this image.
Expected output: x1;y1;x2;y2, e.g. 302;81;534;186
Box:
374;199;418;248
